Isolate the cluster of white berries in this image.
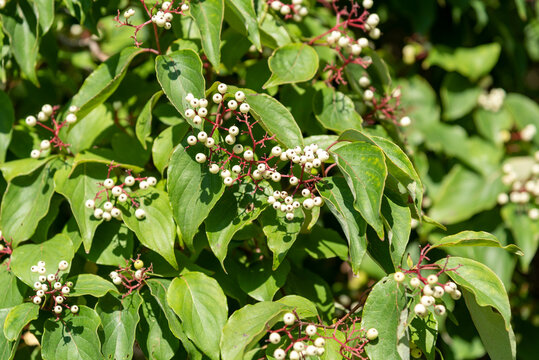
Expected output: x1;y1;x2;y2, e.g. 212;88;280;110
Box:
269;0;308;22
498;157;539;220
267;186;323;221
478;88;505;112
109;259;146;286
0;0;7;9
124;8;136;19
270;313;326;359
85;175;157;221
26;104;78;159
394;272;460;318
326;30;373;56
498;124;537;143
30;260;79;315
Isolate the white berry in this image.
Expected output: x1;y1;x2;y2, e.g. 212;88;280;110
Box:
366;328;378;340
283;312;295;325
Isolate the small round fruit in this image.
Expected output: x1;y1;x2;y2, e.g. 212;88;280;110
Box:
269;332;281;344
426;274;438;285
366;328;378;340
434;304;446;316
451;290;462;300
71;305;79;314
54;305;63;314
410;277;421;288
135;208;146;220
33;296;42;305
283;312;295;325
414;303;427;317
273;349;285;360
394;272;405;282
420;295;435;307
314;337;325;347
411;348;423;358
134;260;144;270
305;324;317;336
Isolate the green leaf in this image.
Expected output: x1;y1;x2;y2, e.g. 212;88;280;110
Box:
0;156;53;182
86;221;134;266
33;0;55;33
225;0;261;50
435;257;511;329
136;91;163;149
299;225;348;261
3;303;39;341
2;2;40;85
429;165;503;224
423;43;501;81
0;158;60;246
138;290;182;360
54;162;104;252
0;91;14;163
462;289;516;360
151;124;190;174
71;47;144;120
339;130;423;216
238;260;290;301
316;177;367;274
332;142;387;237
168;143;225;250
167;271;228;360
42;306;102;360
440;73;482;121
409;314;438;360
190;0;224;68
220;84;304;148
155;50;206;127
276;295;318;319
146;279;202;359
220;302;291;360
360;276;407;360
260;207;304;270
430;231;523;255
474;107;513;144
501;203;539;271
65;104;114;154
264;43;319;88
206;183;268;267
119;188;178;268
258;12;292;49
0;265;26;310
95;292;143;360
68;274;118;297
0;308;18;360
313;86;363;133
11;233;74;287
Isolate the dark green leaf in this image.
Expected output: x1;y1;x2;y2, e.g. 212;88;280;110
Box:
167;271;228;360
264;43;319;88
136;91;163;149
313;86;363;133
431;231;523;255
41;306;102;360
3;303;39;341
238;260;290;301
332;142;387;237
168;143;225;250
95;293;143;360
190;0;224;68
317;177;367;273
156;50;205;127
0;91;14;163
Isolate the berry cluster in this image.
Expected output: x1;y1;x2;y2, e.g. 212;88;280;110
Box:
109;256;152;298
398;246;462;319
30;260;78;318
0;230;12;269
25;104;78;158
478;88;506;113
85;163;157;221
268;0;309;22
307;0;379;84
268;312;327;359
498;154;539;220
0;0;6;9
184;84;330;221
114;0;190;54
267;309;379;360
499;123;537;144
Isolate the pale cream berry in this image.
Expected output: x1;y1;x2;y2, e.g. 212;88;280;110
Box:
313;197;323;206
244;150;254;161
394;271;405;282
185;109;195;119
305;324;317;336
451;290;462;300
209;164;220;174
205;138;215;148
61;286;70;294
217;83;228;94
410;277;421;288
433;286;445;298
273;349;285;360
125;176;135;186
423;284;434;296
414;303;427;317
283;312;295;325
224;177;234;186
40;140;51;150
212;93;223;103
66;113;77;124
112;186;122;197
33;296;42;305
427;274;438;285
228;100;238;110
113;276;122;285
94;208;104;219
286;212;294;221
314;337;325;347
229;125;240;136
434;304;446;316
306;345;317;356
30;149;41;159
118;193;128;203
181;3;189;11
235;91;246;102
301;188;311;197
71;305;79;313
187;135;197;145
85;199;95;208
239;103;250;113
420;295;435;307
289;176;299;185
135;208;146;220
56;295;64;304
225;135;236;145
233;144;243;154
197;131;208;142
102;211;112;222
103;202;113;211
366;328;378;340
47;273;55;281
54;305;63;314
42;104;53;116
293;341;305;351
26;115;37;127
103;178;115;189
269;332;281;344
111;208;122;218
